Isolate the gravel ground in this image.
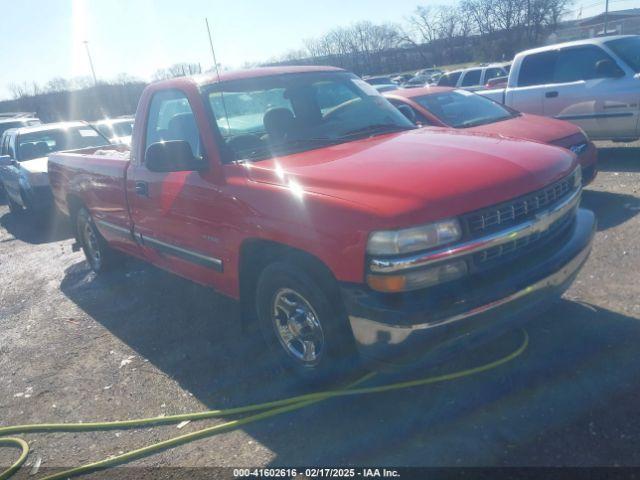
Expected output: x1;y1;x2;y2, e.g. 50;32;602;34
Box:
1;143;639;476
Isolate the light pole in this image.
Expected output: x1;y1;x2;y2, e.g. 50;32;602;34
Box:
604;0;610;35
83;40;97;86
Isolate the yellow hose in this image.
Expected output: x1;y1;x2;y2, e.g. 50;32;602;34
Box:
0;330;528;480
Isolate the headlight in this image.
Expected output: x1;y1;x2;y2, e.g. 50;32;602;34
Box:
366;218;462;256
367;259;468;293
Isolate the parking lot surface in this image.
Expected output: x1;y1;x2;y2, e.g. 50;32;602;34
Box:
1;144;639;472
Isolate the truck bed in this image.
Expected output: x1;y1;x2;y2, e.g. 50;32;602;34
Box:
476;88;506;103
49;145;133;235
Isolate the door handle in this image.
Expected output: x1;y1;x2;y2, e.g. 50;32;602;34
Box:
135;181;148;197
545;91;559;98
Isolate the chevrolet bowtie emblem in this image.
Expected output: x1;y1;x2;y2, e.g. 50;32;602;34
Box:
570;143;588;155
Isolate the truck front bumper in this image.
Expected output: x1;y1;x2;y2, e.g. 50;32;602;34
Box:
340;208;596;364
580;142;598;185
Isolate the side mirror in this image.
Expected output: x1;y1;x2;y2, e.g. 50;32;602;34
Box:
397;104;417;124
595;59;625;78
145;140;205;173
0;155;12;167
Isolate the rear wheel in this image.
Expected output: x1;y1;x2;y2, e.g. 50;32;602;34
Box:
256;260;358;382
76;207;120;273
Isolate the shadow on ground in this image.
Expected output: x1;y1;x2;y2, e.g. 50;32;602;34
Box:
0;209;73;244
581;189;640;231
597;147;640;173
59;259;640;466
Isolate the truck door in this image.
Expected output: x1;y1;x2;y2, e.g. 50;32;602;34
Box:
0;134;23;205
127;88;226;286
459;69;483;91
506;50;558;115
542;45;638;140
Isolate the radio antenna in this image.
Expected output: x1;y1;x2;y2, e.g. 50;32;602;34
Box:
205;18;232;138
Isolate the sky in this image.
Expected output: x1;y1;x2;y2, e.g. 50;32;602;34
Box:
1;0;638;100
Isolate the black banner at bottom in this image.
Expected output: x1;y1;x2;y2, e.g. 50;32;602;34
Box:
5;467;640;480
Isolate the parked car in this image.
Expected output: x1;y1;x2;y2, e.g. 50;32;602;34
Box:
92;117;134;145
486;75;508;89
477;35;640;141
0;112;37;119
49;66;594;379
0;116;41;139
438;64;509;91
415;68;443;81
363;75;396;85
373;83;399;93
391;73;414;84
0;122;110;214
385;87;598;184
402;76;429;88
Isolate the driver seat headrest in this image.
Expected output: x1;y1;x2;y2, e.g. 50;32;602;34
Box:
263;108;296;143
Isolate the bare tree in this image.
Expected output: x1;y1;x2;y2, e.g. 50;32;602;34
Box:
8;82;28;99
46;77;72;93
152;63;202;81
111;73;142;85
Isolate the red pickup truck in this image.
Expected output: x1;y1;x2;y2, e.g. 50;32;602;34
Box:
49;66;596;379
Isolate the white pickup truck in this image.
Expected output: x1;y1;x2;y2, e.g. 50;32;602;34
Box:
478;35;640;142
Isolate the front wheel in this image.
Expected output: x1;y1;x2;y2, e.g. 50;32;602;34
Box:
5;185;24;215
256;260;358;382
7;195;24;215
76;208;120;273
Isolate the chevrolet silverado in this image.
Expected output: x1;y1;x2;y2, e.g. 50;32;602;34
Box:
48;66;596;379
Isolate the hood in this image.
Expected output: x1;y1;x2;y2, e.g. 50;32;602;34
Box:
20;156;49;174
246;128;577;227
468;113;581;145
19;156;49;188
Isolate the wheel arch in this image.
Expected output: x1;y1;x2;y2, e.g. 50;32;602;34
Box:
66;194;86;241
238;238;344;326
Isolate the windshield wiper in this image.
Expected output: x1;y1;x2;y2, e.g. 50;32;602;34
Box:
458;116;510;128
340;123;413;139
232;137;344;162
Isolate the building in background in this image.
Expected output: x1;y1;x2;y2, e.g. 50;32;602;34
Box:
549;8;640;43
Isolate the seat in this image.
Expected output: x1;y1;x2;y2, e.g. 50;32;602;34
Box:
34;141;49;157
19;143;37;160
226;135;264;160
263;108;296;145
167;113;199;155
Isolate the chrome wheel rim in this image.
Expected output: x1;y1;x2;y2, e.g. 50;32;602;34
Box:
272;288;325;367
83;222;102;269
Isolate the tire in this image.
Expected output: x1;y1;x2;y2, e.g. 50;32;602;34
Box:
256;260;358;383
76;207;121;273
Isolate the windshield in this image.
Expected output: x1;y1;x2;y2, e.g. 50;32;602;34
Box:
17;126;110;161
95;120;134;139
203;71;414;161
414;89;515;128
605;36;640;73
112;120;134;137
0;121;23;138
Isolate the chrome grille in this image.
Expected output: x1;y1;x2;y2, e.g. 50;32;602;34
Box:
475;208;575;264
464;173;576;237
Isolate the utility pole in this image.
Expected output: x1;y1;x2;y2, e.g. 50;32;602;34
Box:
83;40;98;86
604;0;610;35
